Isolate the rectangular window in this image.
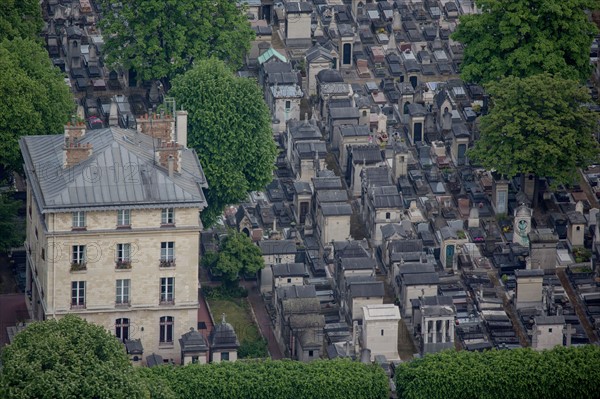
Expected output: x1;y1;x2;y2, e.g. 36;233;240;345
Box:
308;350;314;357
71;245;86;271
71;281;85;308
381;329;384;336
285;100;291;110
41;248;45;260
72;211;86;228
72;245;85;263
117;243;131;261
161;208;175;225
116;243;132;269
159;316;174;343
160;242;175;267
117;209;131;227
221;351;230;361
116;279;130;305
160;277;175;304
116;318;130;341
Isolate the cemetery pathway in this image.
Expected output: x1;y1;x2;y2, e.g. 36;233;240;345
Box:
488;271;530;347
243;281;284;360
0;293;27;346
557;270;599;343
197;289;214;340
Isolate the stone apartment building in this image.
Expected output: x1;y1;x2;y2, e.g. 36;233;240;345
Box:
19;113;208;364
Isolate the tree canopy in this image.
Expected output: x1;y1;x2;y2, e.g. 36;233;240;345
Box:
0;0;43;41
468;73;600;185
452;0;599;84
137;359;389;399
395;345;600;399
0;315;143;399
171;59;277;226
98;0;255;83
0;38;74;172
203;230;265;285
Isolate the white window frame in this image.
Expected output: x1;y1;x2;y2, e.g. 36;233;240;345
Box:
116;279;130;305
117;209;131;227
115;318;130;341
117;243;131;261
159;316;174;343
71;281;85;307
72;245;86;263
160;277;174;303
160;242;175;261
161;208;175;225
72;211;86;228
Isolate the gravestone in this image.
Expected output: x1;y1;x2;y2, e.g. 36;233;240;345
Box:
392;9;402;31
589;208;599;227
513;203;532;247
468;206;480;228
491;177;509;215
458;197;470;218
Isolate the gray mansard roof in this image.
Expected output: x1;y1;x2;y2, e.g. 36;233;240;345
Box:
19;127;208;213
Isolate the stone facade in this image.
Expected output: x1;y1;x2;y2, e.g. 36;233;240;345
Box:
21;123;207;365
25;201;201;363
361;304;401;361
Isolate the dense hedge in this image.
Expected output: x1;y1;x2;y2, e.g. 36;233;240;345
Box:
395;345;600;399
137;359;389;399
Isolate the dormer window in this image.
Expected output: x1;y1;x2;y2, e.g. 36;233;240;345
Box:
72;211;86;229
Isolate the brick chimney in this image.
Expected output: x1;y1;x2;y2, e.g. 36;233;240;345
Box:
63;138;93;168
136;112;175;142
155;140;182;175
63;122;92;168
64;121;86;140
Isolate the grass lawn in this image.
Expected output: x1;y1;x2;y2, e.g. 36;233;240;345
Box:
206;297;261;344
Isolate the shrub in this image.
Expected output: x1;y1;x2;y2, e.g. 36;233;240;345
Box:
238;338;269;359
137;359;389;399
395;346;600;399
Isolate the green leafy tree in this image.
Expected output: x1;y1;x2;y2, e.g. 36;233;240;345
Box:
206;230;264;286
395;346;600;399
0;193;25;252
98;0;254;83
171;59;277;226
0;0;43;41
0;38;74;172
136;359;389;399
0;315;144;399
452;0;599;84
469;74;600;186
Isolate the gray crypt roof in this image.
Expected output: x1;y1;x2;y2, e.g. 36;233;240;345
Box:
179;328;209;353
209;318;240;350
